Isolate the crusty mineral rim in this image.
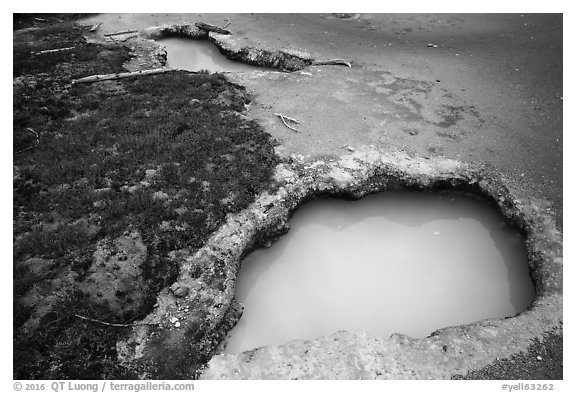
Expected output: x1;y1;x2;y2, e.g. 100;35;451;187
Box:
143;23;340;72
120;146;563;379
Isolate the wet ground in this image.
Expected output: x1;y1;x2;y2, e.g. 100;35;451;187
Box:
230;14;562;225
80;14;562;228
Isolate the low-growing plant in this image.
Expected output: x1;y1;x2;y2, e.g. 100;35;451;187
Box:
14;18;279;379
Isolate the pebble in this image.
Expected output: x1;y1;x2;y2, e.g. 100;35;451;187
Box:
172;284;189;298
536;355;543;361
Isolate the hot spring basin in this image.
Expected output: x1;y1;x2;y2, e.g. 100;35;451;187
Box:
158;37;265;73
224;191;535;354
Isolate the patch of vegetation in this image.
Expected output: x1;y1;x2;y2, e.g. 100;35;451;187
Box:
14;19;279;379
13;13;94;31
13;291;138;379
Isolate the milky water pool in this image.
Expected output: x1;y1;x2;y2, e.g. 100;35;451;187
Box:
157;37;264;73
224;191;535;354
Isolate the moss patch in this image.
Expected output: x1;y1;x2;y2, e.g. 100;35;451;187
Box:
14;19;279;379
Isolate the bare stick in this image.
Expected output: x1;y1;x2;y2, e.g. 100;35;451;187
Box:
272;112;299;124
104;29;139;37
273;113;301;133
313;58;352;68
32;46;76;56
72;68;178;84
15;128;40;154
195;22;231;35
119;34;138;42
74;314;158;328
223;18;232;30
74;314;134;327
89;22;103;32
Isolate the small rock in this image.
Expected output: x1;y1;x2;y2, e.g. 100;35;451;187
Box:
174;321;181;328
428;43;439;48
536;355;543;361
152;191;169;201
170;317;179;324
174;285;189;298
144;168;158;178
93;200;106;208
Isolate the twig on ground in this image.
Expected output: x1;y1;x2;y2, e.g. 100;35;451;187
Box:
341;144;355;152
104;29;139;37
89;22;103;32
273;113;302;133
74;314;160;328
74;314;135;327
195;22;231;35
273;113;299;124
72;68;177;84
313;58;352;68
32;46;76;56
15;128;40;154
118;34;138;42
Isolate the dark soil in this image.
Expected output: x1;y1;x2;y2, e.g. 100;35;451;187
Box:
13;16;279;379
453;330;563;380
13;14;95;31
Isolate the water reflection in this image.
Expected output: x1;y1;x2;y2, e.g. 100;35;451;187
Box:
157;37;265;73
225;191;535;354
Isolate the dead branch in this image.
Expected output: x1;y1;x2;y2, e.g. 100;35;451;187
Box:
313;58;352;68
72;68;178;84
273;113;302;133
118;34;138;42
195;22;231;35
223;17;232;30
32;46;76;56
104;29;139;37
273;113;299;124
89;22;103;32
15;128;40;154
74;314;135;327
